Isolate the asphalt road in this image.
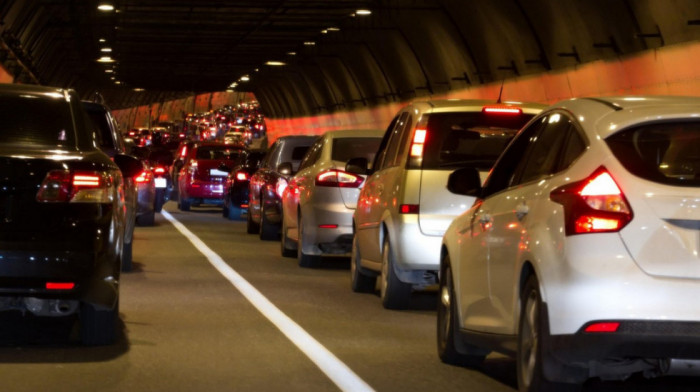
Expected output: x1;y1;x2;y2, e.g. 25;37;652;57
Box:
0;203;696;391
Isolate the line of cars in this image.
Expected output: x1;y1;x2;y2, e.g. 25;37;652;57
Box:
229;96;700;390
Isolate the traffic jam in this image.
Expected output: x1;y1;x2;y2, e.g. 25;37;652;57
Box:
1;1;700;392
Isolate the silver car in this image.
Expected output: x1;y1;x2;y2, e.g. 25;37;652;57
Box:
281;129;384;267
351;99;546;309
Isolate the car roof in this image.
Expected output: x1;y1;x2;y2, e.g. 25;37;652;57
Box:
549;96;700;139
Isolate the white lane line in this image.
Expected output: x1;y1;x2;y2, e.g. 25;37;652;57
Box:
161;210;375;392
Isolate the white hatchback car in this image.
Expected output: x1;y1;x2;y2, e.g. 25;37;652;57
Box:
280;129;384;267
439;96;700;390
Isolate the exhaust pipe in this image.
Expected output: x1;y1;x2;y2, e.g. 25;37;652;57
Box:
664;359;700;376
23;298;78;316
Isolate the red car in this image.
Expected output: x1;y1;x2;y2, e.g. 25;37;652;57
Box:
177;142;245;211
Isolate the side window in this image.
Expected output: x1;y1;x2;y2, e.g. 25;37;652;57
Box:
299;139;323;171
556;128;587;171
382;112;410;168
262;141;280;169
513;113;572;185
482;116;548;197
393;115;414;167
372;115;400;171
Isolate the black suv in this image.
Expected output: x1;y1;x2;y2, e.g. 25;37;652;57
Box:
0;85;142;345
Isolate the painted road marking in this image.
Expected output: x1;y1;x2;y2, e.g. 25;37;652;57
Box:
162;210;375;392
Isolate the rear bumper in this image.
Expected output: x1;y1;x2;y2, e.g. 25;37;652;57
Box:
391;214;441;271
300;198;354;256
184;182;225;200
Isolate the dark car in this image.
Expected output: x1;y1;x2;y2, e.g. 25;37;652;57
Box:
0;84;142;345
82;100;148;270
130;145;175;213
247;135;316;240
222;149;265;220
177;142;245;211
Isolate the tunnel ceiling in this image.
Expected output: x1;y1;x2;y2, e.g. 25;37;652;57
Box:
1;0;699;117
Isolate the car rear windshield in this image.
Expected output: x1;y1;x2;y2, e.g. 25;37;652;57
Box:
422;112;534;170
332;137;382;163
196;145;242;160
0;93;75;147
606;121;700;186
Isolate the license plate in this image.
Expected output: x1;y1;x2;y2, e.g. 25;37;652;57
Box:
155;178;167;188
209;168;228;177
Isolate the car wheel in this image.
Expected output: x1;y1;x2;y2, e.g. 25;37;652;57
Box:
437;254;486;366
351;235;375;293
136;210;155;226
228;205;244;221
179;196;190;211
259;203;278;241
380;236;411;309
80;300;118;346
246;205;259;234
517;275;582;392
121;239;133;272
280;213;296;257
154;189;165;212
297;214;321;268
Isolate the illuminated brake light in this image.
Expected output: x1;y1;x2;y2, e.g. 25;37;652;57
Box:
315;170;363;188
318;224;338;229
400;204;419;214
134;170;152;184
37;170;111;203
410;129;427;157
46;282;75;290
550;167;632;235
236;172;249;181
73;175;101;187
180;146;188;158
482;105;523;115
584;322;620;333
154;167;166;174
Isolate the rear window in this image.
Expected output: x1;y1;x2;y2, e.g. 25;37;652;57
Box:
606;121;700;186
332;137;382;163
195;145;242;160
0;93;75;147
422;112;534;170
291;146;310;160
85;109;115;151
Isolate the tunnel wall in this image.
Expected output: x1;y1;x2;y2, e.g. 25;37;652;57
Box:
263;40;700;145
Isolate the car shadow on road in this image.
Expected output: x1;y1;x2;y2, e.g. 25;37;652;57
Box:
0;311;129;362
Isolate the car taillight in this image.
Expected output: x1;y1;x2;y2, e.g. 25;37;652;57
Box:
315;169;363;188
410;129;427;158
154;166;166;175
276;178;288;198
36;170;112;203
550;167;632;235
399;204;419;214
135;170;153;184
236;171;249;181
180;146;188;158
584;322;620;333
46;282;75;290
482;105;523;115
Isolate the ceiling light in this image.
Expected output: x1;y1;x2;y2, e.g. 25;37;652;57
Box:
114;81;121;85
287;52;296;56
240;75;250;82
99;38;106;43
327;27;340;32
101;47;112;52
133;88;144;92
356;9;372;15
254;68;259;72
97;56;114;63
97;3;114;11
304;41;316;46
265;61;286;66
105;69;113;73
321;30;328;34
110;77;116;80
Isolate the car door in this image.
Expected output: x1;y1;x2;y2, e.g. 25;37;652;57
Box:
285;137;325;242
355;114;404;265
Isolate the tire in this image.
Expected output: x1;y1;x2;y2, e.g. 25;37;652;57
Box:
246;205;259;234
136;210;155;226
380;237;412;309
280;214;296;257
437;254;486;366
351;235;375;293
154;189;165;212
80;301;118;346
259;203;278;241
297;215;321;268
517;275;582;392
228;205;244;221
179;196;190;212
121;239;133;272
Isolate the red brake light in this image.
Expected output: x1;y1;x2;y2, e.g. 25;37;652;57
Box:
482;105;523;115
550;167;632;235
315;170;363;188
135;170;152;184
410;129;427;158
154;167;166;174
236;172;249;181
318;224;338;229
180;146;188;158
46;282;75;290
37;170;111;203
399;204;419;214
584;322;620;333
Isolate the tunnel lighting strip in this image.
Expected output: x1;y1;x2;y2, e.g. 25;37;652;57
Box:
161;210;375;392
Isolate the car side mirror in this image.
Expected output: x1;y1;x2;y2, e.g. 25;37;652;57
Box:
277;162;293;176
113;154;143;178
447;167;482;197
345;157;368;175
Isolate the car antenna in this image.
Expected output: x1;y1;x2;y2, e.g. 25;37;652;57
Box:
496;80;504;104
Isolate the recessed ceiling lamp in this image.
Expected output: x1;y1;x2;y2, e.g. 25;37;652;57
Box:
114;81;121;85
321;30;328;34
99;38;106;43
97;56;115;63
327;27;340;32
97;3;114;11
105;69;113;73
100;47;112;52
356;9;372;15
240;75;250;82
304;41;316;46
287;52;296;56
133;88;145;92
265;61;286;66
